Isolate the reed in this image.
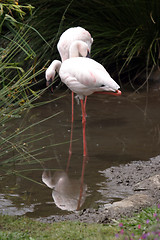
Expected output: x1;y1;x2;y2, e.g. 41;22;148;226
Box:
0;1;63;179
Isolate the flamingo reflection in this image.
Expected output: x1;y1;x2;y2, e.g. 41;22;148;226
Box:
42;169;87;211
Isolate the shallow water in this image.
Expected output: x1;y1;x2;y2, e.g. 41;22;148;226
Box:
1;88;160;219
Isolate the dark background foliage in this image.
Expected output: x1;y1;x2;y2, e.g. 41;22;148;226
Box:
20;0;160;86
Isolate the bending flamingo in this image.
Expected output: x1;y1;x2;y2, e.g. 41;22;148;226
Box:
45;41;121;156
57;26;93;62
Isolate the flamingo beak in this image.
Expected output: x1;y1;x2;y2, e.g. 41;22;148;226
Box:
105;90;122;96
46;79;54;93
111;90;122;96
94;90;122;96
46;78;52;87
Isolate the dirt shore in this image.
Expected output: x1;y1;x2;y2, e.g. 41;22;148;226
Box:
37;156;160;223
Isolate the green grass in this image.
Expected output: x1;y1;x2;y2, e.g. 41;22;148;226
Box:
0;205;159;240
0;215;117;240
116;205;160;239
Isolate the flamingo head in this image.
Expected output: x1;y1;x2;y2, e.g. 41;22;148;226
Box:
45;60;61;87
45;69;55;87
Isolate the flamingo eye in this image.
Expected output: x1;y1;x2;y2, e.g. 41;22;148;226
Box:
100;84;105;87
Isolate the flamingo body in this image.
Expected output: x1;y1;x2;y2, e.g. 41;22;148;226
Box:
57;26;93;61
59;57;120;99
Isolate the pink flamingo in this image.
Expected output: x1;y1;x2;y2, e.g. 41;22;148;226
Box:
45;41;121;157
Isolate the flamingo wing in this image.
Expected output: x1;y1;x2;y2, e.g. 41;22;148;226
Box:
59;57;120;98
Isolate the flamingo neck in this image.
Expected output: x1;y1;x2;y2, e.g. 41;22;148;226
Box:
69;40;89;58
51;60;61;74
45;60;61;84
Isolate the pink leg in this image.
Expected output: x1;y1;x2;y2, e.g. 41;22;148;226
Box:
84;96;87;118
80;99;87;157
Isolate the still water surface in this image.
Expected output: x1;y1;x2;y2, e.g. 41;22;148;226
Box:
1;88;160;219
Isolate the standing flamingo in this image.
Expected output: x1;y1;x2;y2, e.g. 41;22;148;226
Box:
45;41;121;156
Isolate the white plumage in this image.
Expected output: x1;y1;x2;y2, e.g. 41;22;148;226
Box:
57;26;93;61
46;41;120;99
59;57;120;99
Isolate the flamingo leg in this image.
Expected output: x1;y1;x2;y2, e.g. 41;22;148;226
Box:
84;96;87;118
80;99;87;157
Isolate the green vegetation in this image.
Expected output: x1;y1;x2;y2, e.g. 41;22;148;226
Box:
0;205;159;239
2;0;160;91
22;0;160;86
1;0;160;95
0;0;62;179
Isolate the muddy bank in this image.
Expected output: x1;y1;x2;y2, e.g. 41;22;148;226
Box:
37;156;160;223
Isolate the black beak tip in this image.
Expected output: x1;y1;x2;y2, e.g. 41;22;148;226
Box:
46;78;52;87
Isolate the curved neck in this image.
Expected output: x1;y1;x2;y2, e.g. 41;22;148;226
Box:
50;60;61;74
45;60;61;82
69;40;89;58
